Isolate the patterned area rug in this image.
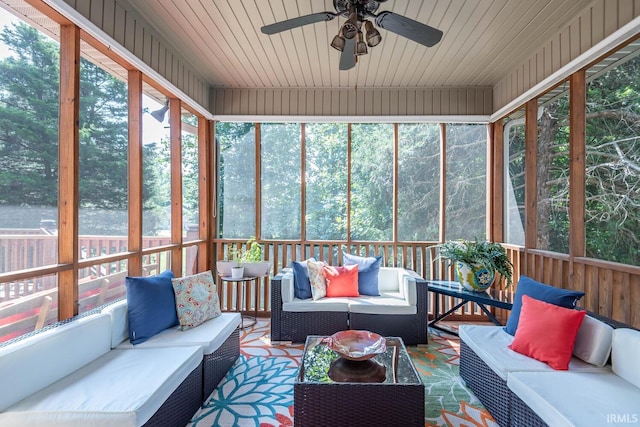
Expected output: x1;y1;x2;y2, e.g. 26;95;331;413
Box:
188;320;497;427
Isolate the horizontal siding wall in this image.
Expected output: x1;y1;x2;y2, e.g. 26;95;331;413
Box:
494;0;640;112
58;0;210;110
210;87;493;117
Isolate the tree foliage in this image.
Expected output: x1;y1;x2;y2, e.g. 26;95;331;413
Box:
0;22;163;234
533;57;640;265
0;23;59;207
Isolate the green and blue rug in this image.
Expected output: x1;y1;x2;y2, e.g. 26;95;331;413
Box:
189;321;496;427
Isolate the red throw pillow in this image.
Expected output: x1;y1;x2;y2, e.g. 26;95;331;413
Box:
323;265;359;297
508;294;586;370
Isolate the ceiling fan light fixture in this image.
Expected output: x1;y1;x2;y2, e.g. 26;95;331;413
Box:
355;30;368;56
342;12;359;39
330;29;346;52
364;20;382;47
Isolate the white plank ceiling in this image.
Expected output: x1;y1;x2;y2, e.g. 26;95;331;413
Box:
122;0;593;89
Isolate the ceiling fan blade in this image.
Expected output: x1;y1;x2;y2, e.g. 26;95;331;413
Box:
339;38;356;71
261;12;337;35
375;11;443;47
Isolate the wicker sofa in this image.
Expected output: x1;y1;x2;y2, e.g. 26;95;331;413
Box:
270;266;428;345
0;301;240;426
459;317;640;427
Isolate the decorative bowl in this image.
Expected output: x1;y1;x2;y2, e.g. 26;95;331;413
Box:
325;330;386;361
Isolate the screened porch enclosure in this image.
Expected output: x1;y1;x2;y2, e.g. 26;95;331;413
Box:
0;0;639;345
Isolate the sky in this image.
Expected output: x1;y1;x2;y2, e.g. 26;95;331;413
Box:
0;7;17;58
0;7;171;144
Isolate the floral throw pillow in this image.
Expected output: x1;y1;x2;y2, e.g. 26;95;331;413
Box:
307;260;327;301
172;270;221;330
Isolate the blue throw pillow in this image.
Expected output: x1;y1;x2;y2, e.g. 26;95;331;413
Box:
292;258;315;299
126;270;179;344
343;252;382;296
504;276;585;336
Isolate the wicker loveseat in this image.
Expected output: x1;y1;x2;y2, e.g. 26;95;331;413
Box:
459;317;640;426
0;301;240;426
270;266;428;345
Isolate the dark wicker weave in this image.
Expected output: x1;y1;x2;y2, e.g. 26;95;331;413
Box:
270;274;348;342
203;327;240;400
294;382;424;427
459;339;510;427
142;361;203;427
510;390;548;427
280;311;348;343
350;278;429;345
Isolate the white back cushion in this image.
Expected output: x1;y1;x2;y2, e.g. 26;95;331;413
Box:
572;315;614;367
378;267;401;292
0;312;112;411
102;299;129;348
280;270;295;303
612;328;640;389
400;269;419;306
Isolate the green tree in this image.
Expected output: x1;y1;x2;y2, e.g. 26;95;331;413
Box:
397;123;440;241
216;122;256;238
0;23;59;207
536;58;640;265
260;123;301;240
351;123;394;241
0;22;163;234
305;123;348;240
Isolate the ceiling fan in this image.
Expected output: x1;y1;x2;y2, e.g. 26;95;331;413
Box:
261;0;443;71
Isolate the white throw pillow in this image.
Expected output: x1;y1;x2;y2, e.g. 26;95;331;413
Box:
307;260;327;301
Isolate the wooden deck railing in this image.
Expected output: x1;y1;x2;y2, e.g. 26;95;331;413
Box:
212;240;523;323
0;234;171;343
2;235;637;343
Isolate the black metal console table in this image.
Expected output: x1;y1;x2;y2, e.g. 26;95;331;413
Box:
427;280;513;335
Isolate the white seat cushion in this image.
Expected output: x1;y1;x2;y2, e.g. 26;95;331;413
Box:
459;325;608;380
283;297;350;312
508;370;640;427
117;312;241;354
0;346;203;427
347;292;416;315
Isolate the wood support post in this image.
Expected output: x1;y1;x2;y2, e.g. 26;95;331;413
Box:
58;24;80;320
128;70;143;276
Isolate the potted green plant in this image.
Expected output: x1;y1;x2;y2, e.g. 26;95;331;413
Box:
229;247;244;278
240;237;272;277
437;239;513;291
216;237;272;278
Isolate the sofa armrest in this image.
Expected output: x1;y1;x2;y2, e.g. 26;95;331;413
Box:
414;276;428;315
270;273;285;342
398;269;420;306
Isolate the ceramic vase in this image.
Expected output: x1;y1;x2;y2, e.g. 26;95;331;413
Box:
455;262;495;292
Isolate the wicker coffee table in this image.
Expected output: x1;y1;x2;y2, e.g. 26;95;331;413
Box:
294;335;424;427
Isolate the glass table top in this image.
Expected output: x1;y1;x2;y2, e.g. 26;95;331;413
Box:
297;336;422;385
